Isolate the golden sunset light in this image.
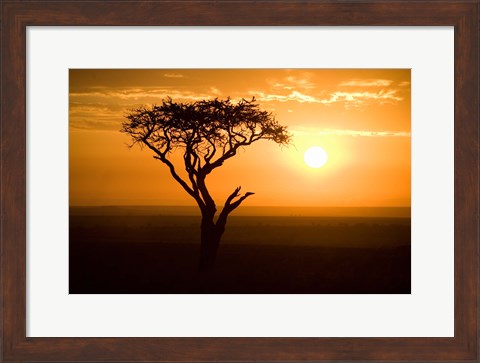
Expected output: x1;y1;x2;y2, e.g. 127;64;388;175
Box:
69;68;411;293
69;69;411;209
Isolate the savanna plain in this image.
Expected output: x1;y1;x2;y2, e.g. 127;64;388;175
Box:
70;206;410;294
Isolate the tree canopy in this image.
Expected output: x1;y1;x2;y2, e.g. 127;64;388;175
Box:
121;97;290;215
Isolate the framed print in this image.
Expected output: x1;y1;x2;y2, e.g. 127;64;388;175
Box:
1;1;478;362
26;27;452;339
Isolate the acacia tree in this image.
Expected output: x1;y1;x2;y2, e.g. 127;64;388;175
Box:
121;97;290;271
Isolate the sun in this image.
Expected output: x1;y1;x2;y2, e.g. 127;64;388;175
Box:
304;146;328;168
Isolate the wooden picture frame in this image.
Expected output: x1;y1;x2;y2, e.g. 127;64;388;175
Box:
1;1;478;361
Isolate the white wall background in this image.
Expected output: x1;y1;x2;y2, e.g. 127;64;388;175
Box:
27;27;454;337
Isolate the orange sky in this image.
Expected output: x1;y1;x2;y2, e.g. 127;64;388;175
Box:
69;69;410;207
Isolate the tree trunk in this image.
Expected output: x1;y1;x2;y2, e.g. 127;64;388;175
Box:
198;216;222;272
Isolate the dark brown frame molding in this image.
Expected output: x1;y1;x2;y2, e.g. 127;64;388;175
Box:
1;1;479;362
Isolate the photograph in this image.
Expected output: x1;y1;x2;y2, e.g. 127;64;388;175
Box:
69;69;411;294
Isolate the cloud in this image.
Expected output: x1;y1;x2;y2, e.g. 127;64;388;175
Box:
320;129;410;137
210;87;222;96
251;89;403;107
69;88;240;131
69;81;407;132
69;103;124;130
339;79;394;87
291;126;410;137
268;73;316;91
252;90;321;103
399;81;410;87
256;74;405;108
163;73;184;78
70;87;213;102
271;83;293;90
70;119;121;131
320;90;403;106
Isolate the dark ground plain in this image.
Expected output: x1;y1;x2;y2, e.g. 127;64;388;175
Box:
69;207;411;294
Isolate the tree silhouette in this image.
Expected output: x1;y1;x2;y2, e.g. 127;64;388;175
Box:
121;97;290;271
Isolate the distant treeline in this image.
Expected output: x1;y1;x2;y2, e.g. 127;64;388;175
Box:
70;205;410;218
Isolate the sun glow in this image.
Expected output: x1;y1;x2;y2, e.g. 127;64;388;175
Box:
304;146;328;168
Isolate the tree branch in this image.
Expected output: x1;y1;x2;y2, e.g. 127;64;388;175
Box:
216;186;254;229
144;141;206;210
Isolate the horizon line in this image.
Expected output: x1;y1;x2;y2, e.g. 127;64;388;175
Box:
70;205;411;209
